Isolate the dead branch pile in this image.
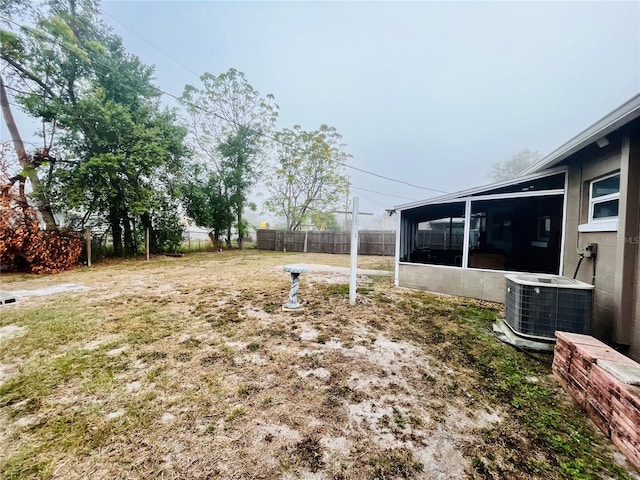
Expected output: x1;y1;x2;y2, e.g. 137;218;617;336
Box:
0;191;82;273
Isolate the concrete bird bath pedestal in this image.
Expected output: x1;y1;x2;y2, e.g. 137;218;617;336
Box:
282;265;309;311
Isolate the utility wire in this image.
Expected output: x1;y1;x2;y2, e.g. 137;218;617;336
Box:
3;16;450;195
348;164;447;193
350;185;416;201
350;192;390;211
101;10;201;78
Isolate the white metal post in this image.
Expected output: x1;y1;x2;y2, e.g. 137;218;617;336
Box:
349;197;359;306
461;199;472;268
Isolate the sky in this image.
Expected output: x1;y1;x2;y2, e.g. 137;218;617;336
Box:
9;1;640;226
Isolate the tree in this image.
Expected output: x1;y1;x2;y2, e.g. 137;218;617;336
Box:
181;69;277;248
216;126;260;248
311;211;341;231
0;31;60;229
265;124;350;231
54;82;188;255
3;0;189;257
488;149;542;182
145;194;184;254
182;166;234;249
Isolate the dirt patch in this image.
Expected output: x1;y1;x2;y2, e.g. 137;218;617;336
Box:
0;362;19;385
0;325;26;341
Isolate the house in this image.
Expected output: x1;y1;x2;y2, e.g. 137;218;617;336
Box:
393;94;640;361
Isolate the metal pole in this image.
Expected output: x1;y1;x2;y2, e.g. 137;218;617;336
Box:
349;197;359;306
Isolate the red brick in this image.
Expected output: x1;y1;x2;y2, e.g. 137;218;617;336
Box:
553;335;640;471
611;396;640;423
554;373;587;408
552;352;571;367
590;366;623;392
574;344;636;365
619;385;640;411
555;332;608;348
585;402;611;436
553;342;573;358
611;431;640;470
610;410;640;442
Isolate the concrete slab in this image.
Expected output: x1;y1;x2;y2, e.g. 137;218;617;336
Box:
6;283;89;297
0;291;17;306
493;318;554;352
598;359;640;386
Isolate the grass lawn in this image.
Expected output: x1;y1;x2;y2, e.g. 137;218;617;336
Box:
0;250;637;479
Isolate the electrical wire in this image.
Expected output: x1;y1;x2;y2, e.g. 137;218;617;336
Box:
350;185;417;201
101;10;201;78
348;164;446;193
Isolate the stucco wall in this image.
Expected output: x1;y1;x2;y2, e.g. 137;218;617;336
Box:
561;135;640;363
628;134;640;361
398;263;506;303
563;149;622;344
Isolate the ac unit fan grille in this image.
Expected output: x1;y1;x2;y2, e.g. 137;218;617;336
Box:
504;277;592;339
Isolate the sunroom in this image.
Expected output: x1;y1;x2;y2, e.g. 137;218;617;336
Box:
394;169;567;302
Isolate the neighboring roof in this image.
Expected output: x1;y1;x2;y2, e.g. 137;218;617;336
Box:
394;167;566;211
520;93;640;175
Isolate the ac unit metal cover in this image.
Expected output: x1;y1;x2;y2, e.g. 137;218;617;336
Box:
504;274;594;341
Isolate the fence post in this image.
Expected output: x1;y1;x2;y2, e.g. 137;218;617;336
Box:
85;227;91;267
145;227;150;261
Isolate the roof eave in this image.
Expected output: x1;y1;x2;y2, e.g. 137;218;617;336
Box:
394;166;567;211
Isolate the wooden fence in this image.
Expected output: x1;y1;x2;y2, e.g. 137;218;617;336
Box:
256;229;396;256
416;231;464;250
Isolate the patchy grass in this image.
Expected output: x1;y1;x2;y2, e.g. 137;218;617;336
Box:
0;251;636;479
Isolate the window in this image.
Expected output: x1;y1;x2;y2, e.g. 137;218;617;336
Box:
399;202;466;266
589;173;620;222
467;196;562;274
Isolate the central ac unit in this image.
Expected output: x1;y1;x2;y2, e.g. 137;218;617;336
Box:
504;273;593;341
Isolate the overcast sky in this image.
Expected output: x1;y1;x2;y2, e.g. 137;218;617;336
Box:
58;1;640;220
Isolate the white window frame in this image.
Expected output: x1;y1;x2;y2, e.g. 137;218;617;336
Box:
579;172;620;232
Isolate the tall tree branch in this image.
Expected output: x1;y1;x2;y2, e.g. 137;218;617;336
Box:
0;54;57;98
1;74;58;229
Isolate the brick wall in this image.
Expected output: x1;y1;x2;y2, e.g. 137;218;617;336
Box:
552;331;640;469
